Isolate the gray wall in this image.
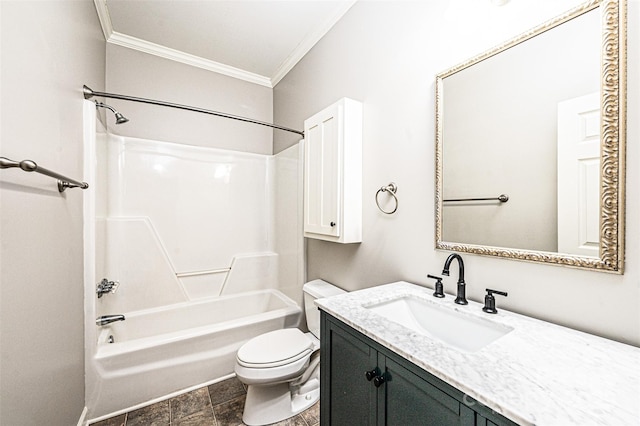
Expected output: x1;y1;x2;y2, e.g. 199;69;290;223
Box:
105;44;274;155
274;0;640;346
0;1;105;425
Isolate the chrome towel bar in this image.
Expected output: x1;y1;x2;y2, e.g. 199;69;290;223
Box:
443;194;509;203
0;156;89;192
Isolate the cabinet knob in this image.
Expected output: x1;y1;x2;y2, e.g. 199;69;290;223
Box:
365;369;378;381
373;375;386;388
330;221;336;227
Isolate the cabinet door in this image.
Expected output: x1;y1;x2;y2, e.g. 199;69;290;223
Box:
475;417;499;426
381;357;475;426
304;103;341;238
475;411;517;426
321;317;377;425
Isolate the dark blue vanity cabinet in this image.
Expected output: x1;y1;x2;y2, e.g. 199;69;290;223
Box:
320;312;519;426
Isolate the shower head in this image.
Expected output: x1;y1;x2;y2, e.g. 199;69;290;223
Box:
114;112;129;125
95;101;129;125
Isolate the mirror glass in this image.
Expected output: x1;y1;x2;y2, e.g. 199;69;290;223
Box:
435;0;626;273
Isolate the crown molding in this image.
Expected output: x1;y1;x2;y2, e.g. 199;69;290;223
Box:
93;0;357;88
93;0;112;41
108;32;273;87
93;0;271;87
270;0;357;87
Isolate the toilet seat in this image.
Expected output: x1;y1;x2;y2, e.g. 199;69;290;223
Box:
237;329;314;368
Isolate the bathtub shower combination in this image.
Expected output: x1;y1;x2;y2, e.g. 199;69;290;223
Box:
83;101;305;421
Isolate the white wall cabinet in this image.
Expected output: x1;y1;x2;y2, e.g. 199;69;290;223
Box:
303;98;362;243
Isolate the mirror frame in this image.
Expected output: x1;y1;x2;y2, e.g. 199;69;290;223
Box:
435;0;626;273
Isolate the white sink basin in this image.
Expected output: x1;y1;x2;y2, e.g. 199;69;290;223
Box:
364;296;513;352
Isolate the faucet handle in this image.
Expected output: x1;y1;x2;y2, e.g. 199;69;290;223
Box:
482;288;508;314
427;274;445;298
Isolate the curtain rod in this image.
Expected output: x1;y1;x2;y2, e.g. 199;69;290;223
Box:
83;85;304;137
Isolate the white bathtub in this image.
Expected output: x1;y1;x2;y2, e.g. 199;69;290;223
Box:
89;289;302;420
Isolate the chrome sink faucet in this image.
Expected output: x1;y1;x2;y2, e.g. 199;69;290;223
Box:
442;253;468;305
96;314;125;326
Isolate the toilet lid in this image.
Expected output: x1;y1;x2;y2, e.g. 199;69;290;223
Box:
237;329;314;368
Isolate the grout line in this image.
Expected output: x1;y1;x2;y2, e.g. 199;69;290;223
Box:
206;385;217;426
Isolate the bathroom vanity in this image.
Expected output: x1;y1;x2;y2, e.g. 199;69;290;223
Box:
320;312;516;425
317;282;640;425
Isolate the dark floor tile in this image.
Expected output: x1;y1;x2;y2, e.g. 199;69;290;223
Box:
208;377;246;406
300;401;319;426
90;414;126;426
213;394;246;426
172;408;217;426
170;387;212;420
97;377;320;426
126;401;170;426
269;414;308;426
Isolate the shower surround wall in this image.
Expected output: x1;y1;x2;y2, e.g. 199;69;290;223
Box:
99;136;278;308
84;101;304;419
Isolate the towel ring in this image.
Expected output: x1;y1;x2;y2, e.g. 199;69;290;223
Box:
376;182;398;215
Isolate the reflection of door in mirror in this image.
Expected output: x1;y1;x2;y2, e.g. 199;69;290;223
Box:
557;92;600;257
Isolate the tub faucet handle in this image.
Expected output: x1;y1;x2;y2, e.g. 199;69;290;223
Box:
97;278;119;298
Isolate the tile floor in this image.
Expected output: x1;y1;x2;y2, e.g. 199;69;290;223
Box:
91;377;319;426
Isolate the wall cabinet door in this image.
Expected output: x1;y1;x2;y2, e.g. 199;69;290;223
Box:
304;98;362;243
321;312;518;426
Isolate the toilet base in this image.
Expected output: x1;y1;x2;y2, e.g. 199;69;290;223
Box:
242;377;320;426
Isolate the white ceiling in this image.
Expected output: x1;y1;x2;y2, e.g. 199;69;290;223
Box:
95;0;357;88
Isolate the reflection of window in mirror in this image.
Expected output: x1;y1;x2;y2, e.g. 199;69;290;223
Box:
441;8;601;254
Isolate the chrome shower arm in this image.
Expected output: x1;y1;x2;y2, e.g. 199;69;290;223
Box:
95;101;116;114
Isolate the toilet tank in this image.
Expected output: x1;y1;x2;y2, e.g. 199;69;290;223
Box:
303;279;346;338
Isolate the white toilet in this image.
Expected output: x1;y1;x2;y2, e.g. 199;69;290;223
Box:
234;279;345;425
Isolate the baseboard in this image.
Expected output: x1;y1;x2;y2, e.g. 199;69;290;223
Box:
77;406;88;426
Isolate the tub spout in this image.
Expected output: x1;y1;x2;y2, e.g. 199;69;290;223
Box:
96;314;125;326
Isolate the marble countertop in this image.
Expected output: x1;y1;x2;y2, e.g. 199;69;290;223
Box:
315;281;640;426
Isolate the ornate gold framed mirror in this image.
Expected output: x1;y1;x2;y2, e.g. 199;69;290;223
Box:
435;0;626;273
